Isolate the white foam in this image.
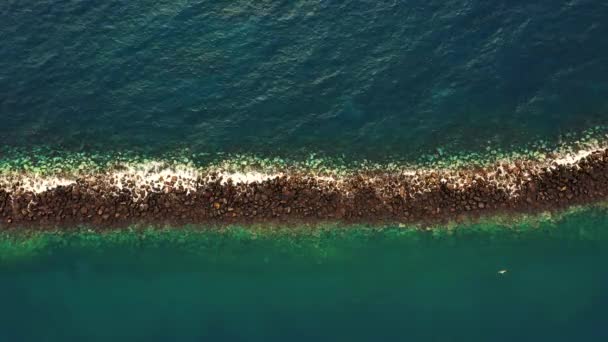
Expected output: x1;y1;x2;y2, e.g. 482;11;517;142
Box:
109;161;200;191
215;171;282;184
0;175;76;194
553;149;594;165
108;161;285;188
0;147;606;200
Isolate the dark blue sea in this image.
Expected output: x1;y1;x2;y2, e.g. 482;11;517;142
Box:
2;0;607;159
1;0;608;340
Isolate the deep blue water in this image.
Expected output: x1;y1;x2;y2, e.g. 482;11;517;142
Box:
1;0;607;158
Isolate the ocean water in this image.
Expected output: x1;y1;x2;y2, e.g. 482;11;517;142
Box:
1;0;607;159
2;1;608;341
2;208;608;341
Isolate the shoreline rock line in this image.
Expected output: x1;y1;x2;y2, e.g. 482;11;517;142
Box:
1;149;608;230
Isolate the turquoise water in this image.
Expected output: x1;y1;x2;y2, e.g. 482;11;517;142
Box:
2;1;608;340
2;209;608;341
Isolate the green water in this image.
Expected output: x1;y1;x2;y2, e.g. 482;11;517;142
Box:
1;208;608;341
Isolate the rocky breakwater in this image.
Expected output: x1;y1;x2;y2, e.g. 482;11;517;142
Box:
1;149;608;230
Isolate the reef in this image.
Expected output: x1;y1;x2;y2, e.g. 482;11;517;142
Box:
1;148;608;230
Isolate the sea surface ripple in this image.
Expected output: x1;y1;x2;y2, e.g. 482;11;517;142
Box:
1;0;607;159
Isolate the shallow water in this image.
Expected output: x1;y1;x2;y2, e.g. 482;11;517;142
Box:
1;209;608;341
